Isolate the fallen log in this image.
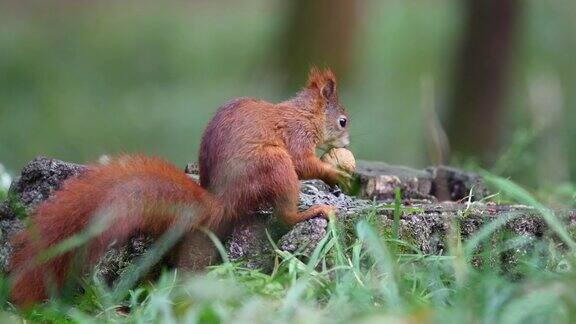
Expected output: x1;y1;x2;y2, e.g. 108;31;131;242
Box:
0;157;573;282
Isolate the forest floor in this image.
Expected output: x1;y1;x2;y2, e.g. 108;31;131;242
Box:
0;157;575;323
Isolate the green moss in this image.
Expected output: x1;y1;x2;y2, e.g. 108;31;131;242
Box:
6;193;28;220
568;226;576;240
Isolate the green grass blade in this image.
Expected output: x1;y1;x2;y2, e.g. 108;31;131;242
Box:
481;171;576;251
356;220;402;309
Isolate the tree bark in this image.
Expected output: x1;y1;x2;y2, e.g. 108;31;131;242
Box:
446;0;522;164
280;0;358;88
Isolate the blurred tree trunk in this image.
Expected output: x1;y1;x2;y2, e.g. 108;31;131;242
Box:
280;0;358;88
446;0;521;165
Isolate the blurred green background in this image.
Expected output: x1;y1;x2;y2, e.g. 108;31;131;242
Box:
0;0;574;191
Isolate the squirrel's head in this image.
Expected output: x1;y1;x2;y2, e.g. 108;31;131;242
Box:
306;67;350;150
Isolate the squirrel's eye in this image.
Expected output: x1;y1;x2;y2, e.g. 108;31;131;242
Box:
338;117;347;128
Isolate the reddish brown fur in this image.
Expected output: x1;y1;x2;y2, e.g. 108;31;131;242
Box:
200;67;349;226
9;67;350;307
9;156;221;307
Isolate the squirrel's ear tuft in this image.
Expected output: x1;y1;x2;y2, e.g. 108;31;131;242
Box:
307;67;337;101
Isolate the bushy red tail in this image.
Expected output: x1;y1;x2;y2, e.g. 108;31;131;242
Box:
8;155;221;307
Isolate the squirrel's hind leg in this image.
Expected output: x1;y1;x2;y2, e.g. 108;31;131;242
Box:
273;185;337;226
262;154;337;225
216;147;338;227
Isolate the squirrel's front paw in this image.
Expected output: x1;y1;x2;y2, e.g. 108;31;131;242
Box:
321;148;356;174
336;169;354;192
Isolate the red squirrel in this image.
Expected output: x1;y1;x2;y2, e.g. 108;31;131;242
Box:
8;67;350;307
